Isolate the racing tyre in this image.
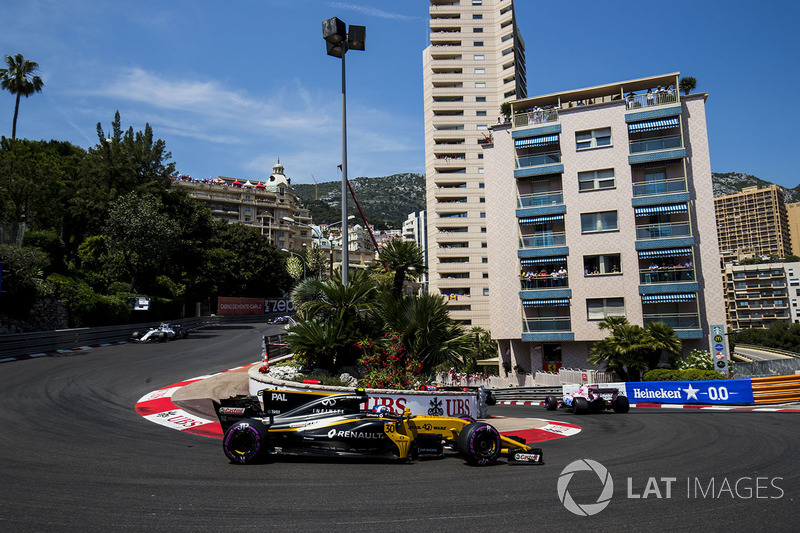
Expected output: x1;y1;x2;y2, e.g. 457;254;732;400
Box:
572;397;588;415
612;395;630;413
157;332;167;342
544;396;558;411
130;331;141;341
223;420;269;464
458;422;501;466
454;412;476;424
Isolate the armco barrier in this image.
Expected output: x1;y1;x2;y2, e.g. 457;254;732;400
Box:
751;375;800;404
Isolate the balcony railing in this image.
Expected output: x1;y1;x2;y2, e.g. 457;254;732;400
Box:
630;135;682;154
523;317;572;332
518;191;563;208
643;313;700;329
521;275;569;290
635;222;691;240
625;91;678;110
512;108;559;128
639;267;695;284
520;232;566;249
632;177;687;197
515;151;561;169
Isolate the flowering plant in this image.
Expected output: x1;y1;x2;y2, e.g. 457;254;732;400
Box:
357;333;422;390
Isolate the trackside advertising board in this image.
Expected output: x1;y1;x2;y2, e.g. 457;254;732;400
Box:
564;379;754;405
625;379;754;404
217;297;264;316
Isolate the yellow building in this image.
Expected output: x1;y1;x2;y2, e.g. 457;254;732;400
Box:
170;162;312;251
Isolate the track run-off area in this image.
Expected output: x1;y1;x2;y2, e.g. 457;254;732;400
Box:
1;321;798;532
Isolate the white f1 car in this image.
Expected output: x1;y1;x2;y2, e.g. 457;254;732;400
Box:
130;323;188;343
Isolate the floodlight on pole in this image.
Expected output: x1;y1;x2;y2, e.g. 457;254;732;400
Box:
322;16;365;286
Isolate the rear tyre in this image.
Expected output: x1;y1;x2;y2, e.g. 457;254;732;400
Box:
544;396;558;410
454;412;476;424
572;397;588;415
223;420;268;464
613;395;630;413
458;422;501;466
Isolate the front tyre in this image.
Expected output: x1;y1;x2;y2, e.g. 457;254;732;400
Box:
223;420;268;464
613;395;630;413
458;422;501;466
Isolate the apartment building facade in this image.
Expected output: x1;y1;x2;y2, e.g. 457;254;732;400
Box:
483;73;726;373
723;262;800;330
170;162;312;251
423;0;526;328
714;185;791;263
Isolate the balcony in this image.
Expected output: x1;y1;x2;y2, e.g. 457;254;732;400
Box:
515;151;561;169
521;274;569;290
523;317;572;332
520;232;566;249
625;91;678;110
632;177;687;197
643;313;700;330
518;191;563;208
636;222;691;241
639;267;695;284
629;135;682;154
512;107;559;128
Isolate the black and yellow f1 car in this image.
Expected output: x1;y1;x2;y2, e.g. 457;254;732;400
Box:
213;389;543;467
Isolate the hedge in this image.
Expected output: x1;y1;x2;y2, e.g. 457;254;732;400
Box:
643;369;726;381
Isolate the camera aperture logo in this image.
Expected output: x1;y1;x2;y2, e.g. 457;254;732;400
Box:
558;459;614;516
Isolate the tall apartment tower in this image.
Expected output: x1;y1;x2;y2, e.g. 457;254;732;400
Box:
423;0;526;328
483;73;726;377
714;185;791;263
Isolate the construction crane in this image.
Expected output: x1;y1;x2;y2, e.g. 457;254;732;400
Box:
311;174;318;200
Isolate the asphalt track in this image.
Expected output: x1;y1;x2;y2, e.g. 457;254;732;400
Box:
1;322;798;532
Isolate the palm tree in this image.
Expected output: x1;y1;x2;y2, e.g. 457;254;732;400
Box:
678;76;697;96
0;54;44;140
379;239;426;300
642;321;682;369
588;322;649;381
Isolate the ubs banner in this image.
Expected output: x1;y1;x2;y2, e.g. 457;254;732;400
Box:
218;297;265;316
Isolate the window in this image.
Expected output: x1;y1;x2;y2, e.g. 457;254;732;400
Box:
483;288;490;296
479;197;485;203
482;257;488;263
483;273;489;278
581;211;618;233
475;82;486;88
587;298;625;320
472;0;482;5
479;182;485;188
476;110;487;116
478;154;484;159
480;212;486;218
481;227;487;233
578;169;615;191
474;54;485;60
475;68;485;74
473;27;483;33
477;124;487;130
583;254;621;275
481;242;487;248
474;41;484;47
476;96;486;102
478;167;485;173
441;257;469;263
576;127;612;150
473;14;483;19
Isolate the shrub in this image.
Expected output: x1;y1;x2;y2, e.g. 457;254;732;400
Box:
643;368;725;381
674;349;714;371
47;273;130;327
358;333;422;390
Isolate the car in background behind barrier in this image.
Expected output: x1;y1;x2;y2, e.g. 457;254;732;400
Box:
544;384;629;414
130;323;188;343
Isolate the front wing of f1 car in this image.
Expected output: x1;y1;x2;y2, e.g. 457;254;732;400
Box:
212;388;543;467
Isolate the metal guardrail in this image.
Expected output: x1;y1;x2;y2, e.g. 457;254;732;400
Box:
0;314;288;359
736;344;800;359
751;375;800;404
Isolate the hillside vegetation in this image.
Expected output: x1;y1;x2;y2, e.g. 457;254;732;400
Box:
293;173;425;230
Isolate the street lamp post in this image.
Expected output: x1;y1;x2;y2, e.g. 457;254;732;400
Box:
326;215;355;278
322;17;365;286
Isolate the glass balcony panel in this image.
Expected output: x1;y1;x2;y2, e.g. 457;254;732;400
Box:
625;90;678;109
521;274;569;289
523;317;572;332
635;222;691;240
515;151;561;168
639;267;695;284
517;191;563;208
520;232;566;249
643;313;700;329
629;135;682;154
632;177;687;197
512;107;559;127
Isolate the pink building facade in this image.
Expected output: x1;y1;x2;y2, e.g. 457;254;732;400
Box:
483;73;726;376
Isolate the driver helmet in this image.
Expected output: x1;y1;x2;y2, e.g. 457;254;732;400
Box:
372;404;390;415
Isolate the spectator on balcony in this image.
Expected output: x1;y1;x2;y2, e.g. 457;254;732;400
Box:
646;88;654;106
611;265;620;273
556;266;567;286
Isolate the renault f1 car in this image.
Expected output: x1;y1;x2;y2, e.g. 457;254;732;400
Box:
544;384;630;414
129;323;188;343
213;389;543;466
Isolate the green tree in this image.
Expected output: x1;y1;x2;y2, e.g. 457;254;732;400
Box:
103;192;179;292
0;53;44;140
642;321;682;369
0;243;50;317
679;76;697;95
378;239;426;300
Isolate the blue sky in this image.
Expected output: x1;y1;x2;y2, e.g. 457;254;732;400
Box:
2;0;798;187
